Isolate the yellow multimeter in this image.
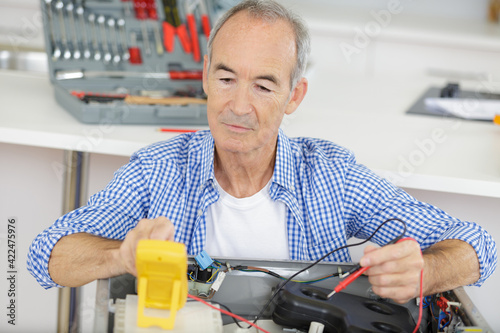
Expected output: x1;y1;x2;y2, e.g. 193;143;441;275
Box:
136;239;188;330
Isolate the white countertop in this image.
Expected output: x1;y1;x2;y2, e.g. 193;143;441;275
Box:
283;69;500;198
0;70;206;156
1;62;500;198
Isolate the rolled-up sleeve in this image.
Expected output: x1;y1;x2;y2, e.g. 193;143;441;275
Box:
343;163;497;287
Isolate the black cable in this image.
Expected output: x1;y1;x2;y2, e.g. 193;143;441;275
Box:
249;218;408;326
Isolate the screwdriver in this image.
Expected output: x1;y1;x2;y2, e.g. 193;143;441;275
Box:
185;2;201;62
199;0;211;39
56;69;202;80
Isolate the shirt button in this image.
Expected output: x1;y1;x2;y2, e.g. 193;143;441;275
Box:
198;209;203;216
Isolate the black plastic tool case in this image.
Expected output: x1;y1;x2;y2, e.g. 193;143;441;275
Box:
272;282;416;333
40;0;235;125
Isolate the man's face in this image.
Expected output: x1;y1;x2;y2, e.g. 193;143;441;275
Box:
203;11;305;155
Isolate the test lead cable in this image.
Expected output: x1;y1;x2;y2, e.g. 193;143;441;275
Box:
327;233;405;298
248;218;408;327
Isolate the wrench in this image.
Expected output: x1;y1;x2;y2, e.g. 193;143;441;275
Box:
107;18;121;64
55;0;71;59
44;0;61;60
76;5;91;59
97;15;112;63
117;19;130;61
88;13;101;61
66;2;81;60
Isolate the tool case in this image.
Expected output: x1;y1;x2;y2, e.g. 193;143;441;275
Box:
40;0;237;125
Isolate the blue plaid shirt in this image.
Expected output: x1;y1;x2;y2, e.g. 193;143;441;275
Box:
28;130;497;289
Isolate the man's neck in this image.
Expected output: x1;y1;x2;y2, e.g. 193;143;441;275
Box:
214;144;276;198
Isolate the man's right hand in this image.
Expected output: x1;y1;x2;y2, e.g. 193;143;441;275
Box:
118;217;175;276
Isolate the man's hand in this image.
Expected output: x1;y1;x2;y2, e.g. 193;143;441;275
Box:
360;240;423;304
48;217;175;287
118;217;175;276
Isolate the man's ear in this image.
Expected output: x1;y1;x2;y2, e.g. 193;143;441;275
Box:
202;54;209;95
285;77;308;115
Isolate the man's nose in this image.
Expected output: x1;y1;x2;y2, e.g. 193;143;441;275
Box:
231;84;253;115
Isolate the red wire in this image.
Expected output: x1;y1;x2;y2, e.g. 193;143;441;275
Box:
395;237;423;333
413;269;424;333
187;294;271;333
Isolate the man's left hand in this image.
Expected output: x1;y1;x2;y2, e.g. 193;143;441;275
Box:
360;240;423;304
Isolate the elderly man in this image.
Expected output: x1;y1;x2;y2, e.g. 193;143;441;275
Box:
28;0;496;305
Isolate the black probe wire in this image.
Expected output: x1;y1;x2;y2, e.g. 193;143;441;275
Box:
248;218;408;327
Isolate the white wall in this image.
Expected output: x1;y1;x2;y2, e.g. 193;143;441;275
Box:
0;142;61;333
287;0;491;21
0;0;44;50
0;0;494;50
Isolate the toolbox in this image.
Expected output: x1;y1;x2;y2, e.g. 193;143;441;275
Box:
40;0;237;125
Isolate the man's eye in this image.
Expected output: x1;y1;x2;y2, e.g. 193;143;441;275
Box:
257;85;271;92
220;78;232;83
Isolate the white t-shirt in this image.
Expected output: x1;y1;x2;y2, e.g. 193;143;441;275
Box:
205;179;289;260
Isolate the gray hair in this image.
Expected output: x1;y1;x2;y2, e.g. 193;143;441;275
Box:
207;0;311;89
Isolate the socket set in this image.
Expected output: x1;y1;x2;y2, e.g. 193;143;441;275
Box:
40;0;238;125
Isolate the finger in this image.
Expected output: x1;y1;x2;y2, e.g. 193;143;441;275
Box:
119;218;176;276
370;283;420;304
361;241;419;268
368;269;421;289
363;244;379;255
149;217;175;241
119;220;149;276
367;253;423;277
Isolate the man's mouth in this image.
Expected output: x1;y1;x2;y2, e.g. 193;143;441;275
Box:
224;123;252;132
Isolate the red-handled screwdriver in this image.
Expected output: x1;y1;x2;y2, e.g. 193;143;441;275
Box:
186;11;201;62
199;0;211;39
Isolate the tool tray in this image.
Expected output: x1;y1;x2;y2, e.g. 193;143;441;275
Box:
40;0;234;125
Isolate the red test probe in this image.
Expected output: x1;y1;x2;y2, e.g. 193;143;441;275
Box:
327;265;369;298
327;237;423;333
327;236;417;298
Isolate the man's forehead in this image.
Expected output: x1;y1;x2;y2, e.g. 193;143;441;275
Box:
213;11;295;50
210;11;296;86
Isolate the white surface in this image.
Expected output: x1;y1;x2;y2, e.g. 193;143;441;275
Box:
425;98;500;120
223;320;284;333
282;71;500;198
0;143;60;333
113;295;223;333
